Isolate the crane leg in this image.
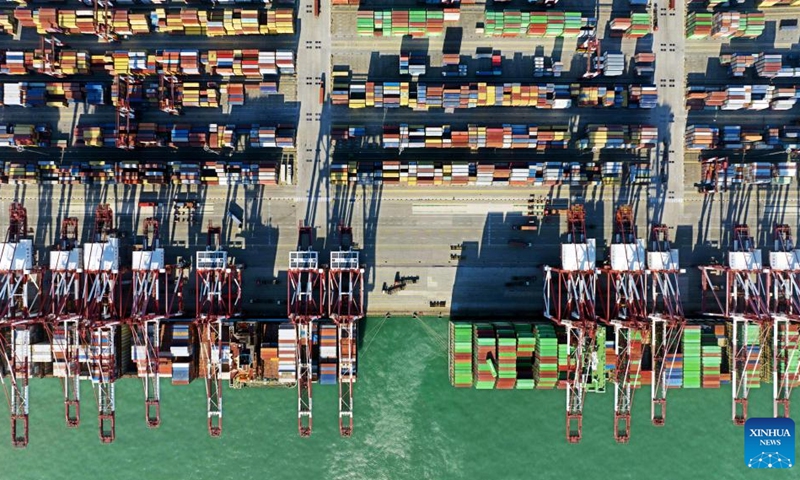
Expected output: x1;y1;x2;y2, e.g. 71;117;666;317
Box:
614;414;631;443
567;414;582;444
11;414;29;448
99;413;115;443
652;398;666;426
734;398;747;426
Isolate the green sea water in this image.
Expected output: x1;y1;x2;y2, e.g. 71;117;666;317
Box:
0;316;797;480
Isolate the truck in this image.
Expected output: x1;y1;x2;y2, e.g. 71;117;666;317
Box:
512;219;539;231
508;239;532;248
546;198;570;215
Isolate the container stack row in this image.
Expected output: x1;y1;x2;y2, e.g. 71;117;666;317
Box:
473;323;497;389
0;82;89;107
665;353;683;388
0;14;13;35
701;332;722;388
15;8;150;36
714;52;800;78
278;324;296;385
453;322;571;390
515;324;535;389
699;159;797;188
337;80;657;109
0;82;236;109
557;339;568;389
339;324;357;383
0;48;295;79
30;49;90;76
495;324;517;389
634;52;655;76
683;326;701;389
534;324;558;389
0;159;285;186
331;160;658;187
399;51;427;77
758;0;800;5
170;324;195;386
0;124;50;147
601;52;625;77
686;85;797;111
483;11;590;38
70;123;294;149
382;124;571;150
688;124;800;152
356;9;459;37
450;322;474;387
12;8;295;36
609;13;651;38
581;125;658;150
686;12;765;39
319;325;338;385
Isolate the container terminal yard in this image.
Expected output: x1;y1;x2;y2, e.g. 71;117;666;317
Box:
0;0;799;472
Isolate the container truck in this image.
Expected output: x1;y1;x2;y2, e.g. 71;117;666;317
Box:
508;239;533;248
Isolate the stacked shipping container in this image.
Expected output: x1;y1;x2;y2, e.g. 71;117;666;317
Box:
336;80;657;109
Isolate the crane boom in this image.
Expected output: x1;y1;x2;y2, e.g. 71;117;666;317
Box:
288;223;325;437
328;224;364;437
543;204;600;443
601;206;648;443
0;203;40;448
647;224;686;426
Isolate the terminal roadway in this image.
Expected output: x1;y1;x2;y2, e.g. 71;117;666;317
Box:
1;180;797;317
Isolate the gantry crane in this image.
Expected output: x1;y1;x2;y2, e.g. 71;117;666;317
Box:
44;218;82;429
113;75;138;150
0;203;40;448
128;218;187;428
328;224;364;437
195;223;241;437
543;204;600;443
768;224;800;418
288;223;325;437
646;224;686;426
601;205;648;443
35;36;66;79
696;157;730;194
83;204;122;443
699;224;771;425
578;36;601;79
92;0;118;43
159;74;181;115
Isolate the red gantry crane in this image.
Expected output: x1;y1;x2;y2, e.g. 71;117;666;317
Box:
195;223;241;437
35;36;66;79
92;0;118;43
699;224;771;425
646;224;686;426
578;36;601;79
543;204;599;444
44;218;82;429
288;223;325;437
768;224;800;417
601;205;648;443
696;157;730;194
82;204;122;443
113;75;138;150
128;218;187;428
328;224;364;437
0;203;41;448
159;74;181;115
